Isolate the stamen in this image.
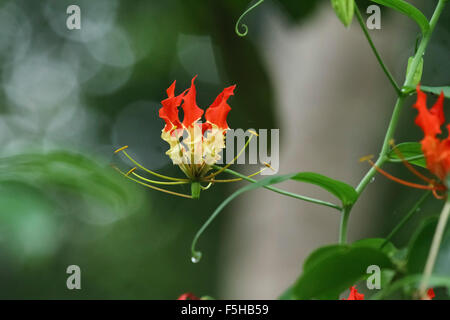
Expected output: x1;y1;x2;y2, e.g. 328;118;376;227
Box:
204;133;256;179
200;182;213;190
263;162;275;172
359;155;374;162
389;140;434;184
112;165;192;199
126;167;137;176
117;149;187;182
364;159;441;191
114;145;129;154
203;167;266;183
131;171;190;185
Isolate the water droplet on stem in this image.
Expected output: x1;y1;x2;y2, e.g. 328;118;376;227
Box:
191;251;202;263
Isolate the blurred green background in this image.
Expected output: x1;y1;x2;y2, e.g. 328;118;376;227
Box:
0;0;447;299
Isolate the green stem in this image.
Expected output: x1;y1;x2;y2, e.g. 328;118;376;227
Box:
380;191;431;249
339;206;351;244
403;0;447;90
354;5;401;95
340;0;446;242
355;97;405;194
418;193;450;297
212;165;342;211
191;182;201;199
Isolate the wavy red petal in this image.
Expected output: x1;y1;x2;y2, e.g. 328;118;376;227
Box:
159;80;183;132
181;75;204;128
430;91;445;125
414;86;442;137
414;87;449;182
166;80;176;98
205;85;235;130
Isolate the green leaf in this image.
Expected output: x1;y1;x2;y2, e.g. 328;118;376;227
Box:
420;85;450;99
370;0;429;34
291;172;358;206
331;0;354;27
212;170;357;208
407;216;450;277
387;142;426;168
407;56;424;87
303;244;345;272
352;238;398;257
289;245;393;299
278;285;295;300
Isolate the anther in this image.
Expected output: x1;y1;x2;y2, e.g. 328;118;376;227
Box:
126;167;137;176
263;162;275;171
114;145;129;154
359;155;374;162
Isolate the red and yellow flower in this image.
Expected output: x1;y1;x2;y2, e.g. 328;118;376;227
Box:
113;76;266;199
159;75;235;176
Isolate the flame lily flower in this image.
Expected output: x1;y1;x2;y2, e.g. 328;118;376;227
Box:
342;286;364;300
113;76;268;199
361;86;447;199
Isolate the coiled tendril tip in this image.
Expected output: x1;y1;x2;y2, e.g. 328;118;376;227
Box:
235;0;264;37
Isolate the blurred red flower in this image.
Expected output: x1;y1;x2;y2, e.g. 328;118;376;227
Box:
342;286;364;300
426;288;435;300
177;292;200;300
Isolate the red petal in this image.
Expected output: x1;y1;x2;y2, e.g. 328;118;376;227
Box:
430;91;445;126
414;86;443;137
166;80;176;98
181;75;204;128
205;85;235;130
441;126;450;177
421;136;444;180
159;80;183;132
414;87;449;180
